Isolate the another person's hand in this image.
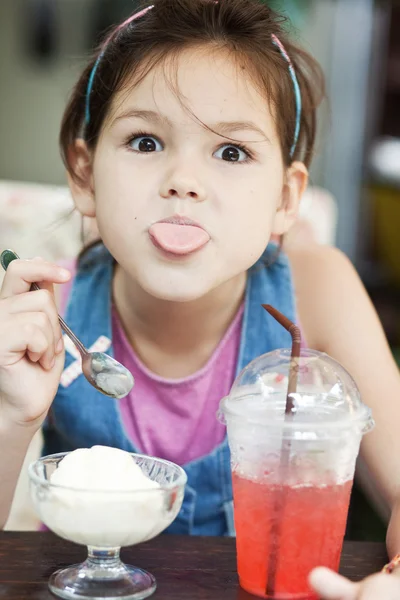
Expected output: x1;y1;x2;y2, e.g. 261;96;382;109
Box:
309;566;400;600
0;257;70;429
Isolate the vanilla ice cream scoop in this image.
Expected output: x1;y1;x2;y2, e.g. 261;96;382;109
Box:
50;446;160;492
32;446;184;548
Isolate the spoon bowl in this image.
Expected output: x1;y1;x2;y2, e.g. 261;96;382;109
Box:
85;351;134;399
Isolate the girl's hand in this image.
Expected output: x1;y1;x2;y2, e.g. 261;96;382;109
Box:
0;257;70;429
309;566;400;600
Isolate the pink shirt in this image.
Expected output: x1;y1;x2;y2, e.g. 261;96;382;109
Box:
114;304;243;465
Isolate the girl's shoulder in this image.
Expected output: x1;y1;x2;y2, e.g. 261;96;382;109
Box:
287;243;354;286
286;244;366;351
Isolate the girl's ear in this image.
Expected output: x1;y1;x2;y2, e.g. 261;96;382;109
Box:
272;161;309;235
66;139;96;218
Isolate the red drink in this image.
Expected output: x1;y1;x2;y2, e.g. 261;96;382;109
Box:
232;472;353;599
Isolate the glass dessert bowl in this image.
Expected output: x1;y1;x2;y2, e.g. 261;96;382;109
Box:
29;448;187;600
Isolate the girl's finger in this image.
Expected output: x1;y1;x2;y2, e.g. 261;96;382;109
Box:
6;289;62;348
309;568;358;600
0;312;56;371
0;258;70;299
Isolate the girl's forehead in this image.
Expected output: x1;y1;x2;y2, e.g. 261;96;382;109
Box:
108;47;277;136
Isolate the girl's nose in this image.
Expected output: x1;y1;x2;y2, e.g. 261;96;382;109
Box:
159;165;207;202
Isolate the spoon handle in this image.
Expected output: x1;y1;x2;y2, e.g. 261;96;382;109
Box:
1;249;88;359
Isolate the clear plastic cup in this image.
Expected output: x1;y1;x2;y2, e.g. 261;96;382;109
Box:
218;349;374;600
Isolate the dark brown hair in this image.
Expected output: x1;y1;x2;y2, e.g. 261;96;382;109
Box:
60;0;324;176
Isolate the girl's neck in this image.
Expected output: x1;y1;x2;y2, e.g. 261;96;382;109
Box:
112;267;246;378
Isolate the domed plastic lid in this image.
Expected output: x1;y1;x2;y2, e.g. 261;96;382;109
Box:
219;349;374;434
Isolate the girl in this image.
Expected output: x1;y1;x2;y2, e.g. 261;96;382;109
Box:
1;0;400;596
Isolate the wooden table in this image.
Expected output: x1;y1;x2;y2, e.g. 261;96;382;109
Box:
0;532;388;599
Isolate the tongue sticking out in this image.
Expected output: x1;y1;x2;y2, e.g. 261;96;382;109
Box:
149;223;210;256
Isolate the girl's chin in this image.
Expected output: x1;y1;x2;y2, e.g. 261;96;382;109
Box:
137;274;215;303
116;257;222;302
142;286;211;303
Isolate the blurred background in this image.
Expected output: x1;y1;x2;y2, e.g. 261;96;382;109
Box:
0;0;399;535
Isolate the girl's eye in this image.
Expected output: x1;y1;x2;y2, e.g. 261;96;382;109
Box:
128;135;163;153
213;144;250;163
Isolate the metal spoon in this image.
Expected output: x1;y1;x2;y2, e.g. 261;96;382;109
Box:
1;249;134;399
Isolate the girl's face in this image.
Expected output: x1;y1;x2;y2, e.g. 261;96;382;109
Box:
72;47;308;302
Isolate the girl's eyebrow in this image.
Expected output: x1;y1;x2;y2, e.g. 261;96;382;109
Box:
112;109;270;142
211;121;271;142
112;109;172;127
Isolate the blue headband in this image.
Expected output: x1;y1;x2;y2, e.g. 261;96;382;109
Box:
271;33;302;157
84;6;154;128
85;8;302;157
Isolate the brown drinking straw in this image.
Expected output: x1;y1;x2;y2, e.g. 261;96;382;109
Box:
262;305;302;596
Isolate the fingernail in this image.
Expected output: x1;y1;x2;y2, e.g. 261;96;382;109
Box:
49;358;56;370
58;268;70;279
56;338;64;354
